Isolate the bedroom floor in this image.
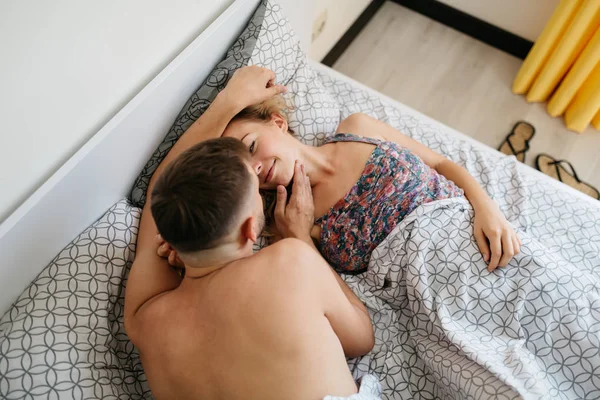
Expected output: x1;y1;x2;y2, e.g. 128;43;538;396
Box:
332;1;600;195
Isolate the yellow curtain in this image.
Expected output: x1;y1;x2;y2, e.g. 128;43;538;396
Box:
513;0;600;133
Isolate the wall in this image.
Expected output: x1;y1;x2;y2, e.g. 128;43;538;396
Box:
0;0;234;223
281;0;314;53
437;0;560;42
309;0;371;61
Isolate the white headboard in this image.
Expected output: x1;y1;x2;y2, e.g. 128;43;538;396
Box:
0;0;314;315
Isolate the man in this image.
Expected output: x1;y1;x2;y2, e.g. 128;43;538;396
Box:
124;66;376;399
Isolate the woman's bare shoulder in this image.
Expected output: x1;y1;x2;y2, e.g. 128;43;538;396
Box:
336;113;385;140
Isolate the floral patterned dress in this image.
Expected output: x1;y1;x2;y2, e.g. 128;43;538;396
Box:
316;133;464;273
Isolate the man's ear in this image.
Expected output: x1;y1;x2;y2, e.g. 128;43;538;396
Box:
241;216;258;244
271;113;288;134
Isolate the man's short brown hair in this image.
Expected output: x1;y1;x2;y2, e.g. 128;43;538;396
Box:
151;137;252;253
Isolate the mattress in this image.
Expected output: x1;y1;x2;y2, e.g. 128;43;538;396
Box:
1;65;599;399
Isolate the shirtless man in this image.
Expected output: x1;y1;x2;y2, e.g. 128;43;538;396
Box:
123;66;376;400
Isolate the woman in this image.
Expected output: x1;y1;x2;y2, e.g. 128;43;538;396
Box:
158;65;520;273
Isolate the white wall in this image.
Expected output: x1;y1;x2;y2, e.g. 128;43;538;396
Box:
437;0;559;42
0;0;234;223
309;0;371;61
281;0;314;53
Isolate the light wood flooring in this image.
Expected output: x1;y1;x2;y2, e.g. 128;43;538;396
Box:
332;1;600;193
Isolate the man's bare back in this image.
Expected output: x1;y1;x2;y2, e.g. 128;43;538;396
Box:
131;240;368;400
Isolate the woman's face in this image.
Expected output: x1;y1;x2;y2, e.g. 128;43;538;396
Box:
223;115;296;190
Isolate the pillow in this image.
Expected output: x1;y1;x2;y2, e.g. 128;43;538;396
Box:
129;0;341;208
0;200;147;399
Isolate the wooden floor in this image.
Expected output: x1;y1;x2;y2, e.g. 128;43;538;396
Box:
333;1;600;193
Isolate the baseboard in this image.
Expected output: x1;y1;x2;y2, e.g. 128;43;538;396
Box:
390;0;533;59
321;0;386;67
321;0;534;67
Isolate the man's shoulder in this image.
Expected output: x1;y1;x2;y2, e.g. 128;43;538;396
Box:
126;290;179;347
258;238;313;255
233;240;326;311
254;239;318;267
247;239;322;281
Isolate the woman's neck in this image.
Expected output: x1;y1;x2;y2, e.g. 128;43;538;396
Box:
296;142;337;187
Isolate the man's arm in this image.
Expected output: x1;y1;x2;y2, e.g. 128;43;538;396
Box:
298;242;375;358
124;201;181;343
273;164;374;358
320;256;374;358
285;226;374;357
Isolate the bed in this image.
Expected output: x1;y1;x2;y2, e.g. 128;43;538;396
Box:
1;0;599;399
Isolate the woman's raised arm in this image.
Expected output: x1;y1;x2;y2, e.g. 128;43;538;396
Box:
148;66;286;192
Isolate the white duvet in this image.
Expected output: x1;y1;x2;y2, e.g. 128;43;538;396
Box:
345;194;600;399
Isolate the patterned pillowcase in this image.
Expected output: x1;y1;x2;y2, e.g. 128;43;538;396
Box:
0;200;149;399
282;54;341;146
129;0;341;208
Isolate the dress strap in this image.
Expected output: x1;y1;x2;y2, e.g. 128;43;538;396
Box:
323;133;382;146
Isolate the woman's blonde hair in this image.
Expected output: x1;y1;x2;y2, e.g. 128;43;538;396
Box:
231;95;292;131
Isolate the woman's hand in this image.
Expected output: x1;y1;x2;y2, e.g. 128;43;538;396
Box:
156;234;185;268
221;66;286;111
473;201;521;272
274;161;314;242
